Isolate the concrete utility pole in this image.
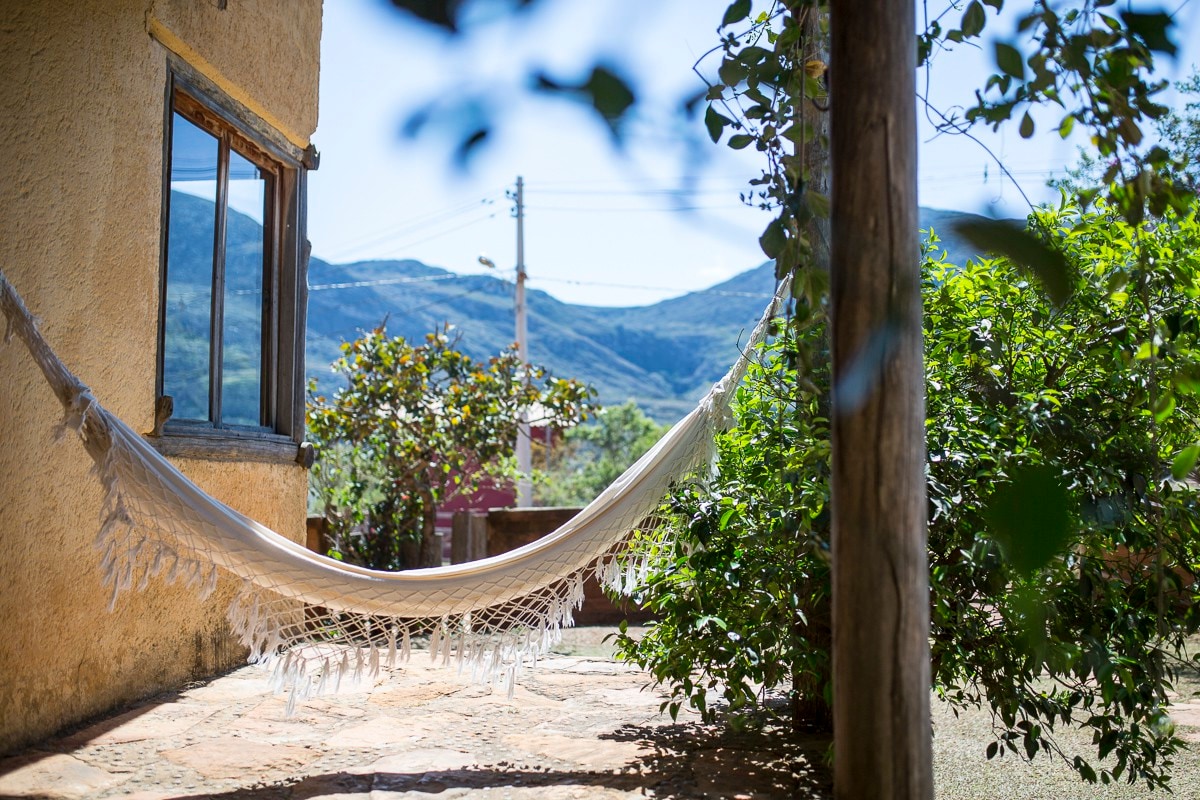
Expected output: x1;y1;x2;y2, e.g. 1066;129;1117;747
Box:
476;176;532;507
829;0;933;797
513;176;532;507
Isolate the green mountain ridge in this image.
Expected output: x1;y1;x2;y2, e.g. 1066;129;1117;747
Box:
304;257;747;420
169;191;997;423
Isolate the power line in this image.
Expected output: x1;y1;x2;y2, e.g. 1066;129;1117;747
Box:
400;278;505;318
326;211;500;263
308;267;771;303
524;175;752;188
323;209;495;261
318;193;503;261
531;275;772;299
308;273;464;292
529;185;752;197
524;204;747;214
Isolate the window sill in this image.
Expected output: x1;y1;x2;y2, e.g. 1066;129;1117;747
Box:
147;426;312;467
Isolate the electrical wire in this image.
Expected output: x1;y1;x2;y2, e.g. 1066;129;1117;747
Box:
531;275;772;299
308;266;770;304
324;211;501;264
524;175;752;189
308;273;464;292
528;185;752;197
318;192;503;261
523;204;748;214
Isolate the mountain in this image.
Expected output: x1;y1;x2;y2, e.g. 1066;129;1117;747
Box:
306;206;994;421
305;258;776;421
920;207;1002;264
169;191;1001;423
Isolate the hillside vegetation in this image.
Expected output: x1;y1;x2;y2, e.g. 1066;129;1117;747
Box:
168;191;989;422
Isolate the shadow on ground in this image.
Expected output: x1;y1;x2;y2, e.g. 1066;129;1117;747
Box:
6;717;831;800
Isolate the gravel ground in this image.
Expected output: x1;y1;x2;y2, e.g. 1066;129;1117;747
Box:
934;640;1200;799
558;628;1200;796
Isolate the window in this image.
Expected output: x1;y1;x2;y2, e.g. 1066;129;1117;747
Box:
155;66;312;461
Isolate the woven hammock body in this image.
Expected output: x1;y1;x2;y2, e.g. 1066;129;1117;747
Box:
0;270;783;704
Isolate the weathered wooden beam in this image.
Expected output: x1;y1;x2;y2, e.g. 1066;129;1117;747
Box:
148;430;307;464
828;0;933;797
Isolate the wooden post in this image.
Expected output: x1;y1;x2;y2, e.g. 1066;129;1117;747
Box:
467;512;488;561
828;1;932;798
450;511;489;563
451;511;470;564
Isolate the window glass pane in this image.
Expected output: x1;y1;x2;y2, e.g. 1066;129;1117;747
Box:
220;146;266;426
164;112;217;422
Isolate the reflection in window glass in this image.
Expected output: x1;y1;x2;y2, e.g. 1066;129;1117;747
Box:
221;147;266;426
164;113;217;422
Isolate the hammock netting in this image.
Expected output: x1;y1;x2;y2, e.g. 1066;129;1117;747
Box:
0;269;785;709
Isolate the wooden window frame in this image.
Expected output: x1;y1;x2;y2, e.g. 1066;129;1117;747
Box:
152;61;311;465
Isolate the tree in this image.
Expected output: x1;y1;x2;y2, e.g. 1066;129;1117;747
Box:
702;4;1193;794
1053;70;1200;198
617;196;1200;790
1159;71;1200;191
923;200;1200;790
612;324;834;732
708;3;932;792
535;401;668;507
308;326;597;569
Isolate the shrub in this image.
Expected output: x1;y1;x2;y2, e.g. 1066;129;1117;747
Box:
613;199;1200;788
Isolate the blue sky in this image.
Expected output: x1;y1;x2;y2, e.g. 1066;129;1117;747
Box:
307;0;1200;307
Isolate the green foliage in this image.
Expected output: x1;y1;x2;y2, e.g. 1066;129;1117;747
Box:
926;200;1200;789
615;198;1200;788
307;325;596;569
982;463;1073;576
704;3;830;294
611;319;832;729
536;401;667;507
535;66;637;138
920;1;1195;225
304;257;782;424
362;2;1200;787
949;218;1075;305
1159;71;1200;192
1055;69;1200;199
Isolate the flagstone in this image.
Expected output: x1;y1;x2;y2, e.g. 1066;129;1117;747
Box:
352;747;474;777
1;631;827;798
502;731;650;770
223;713;339;744
690;746;800;799
61;703;220;747
160;737;318;779
588;686;669;708
0;753;125;798
368;679;466;707
285;770;373;798
177;675;277;702
1170;701;1200;728
324;715;435;748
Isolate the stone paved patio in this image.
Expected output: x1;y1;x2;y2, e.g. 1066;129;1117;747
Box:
0;628;831;799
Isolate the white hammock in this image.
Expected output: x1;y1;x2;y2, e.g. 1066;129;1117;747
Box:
0;269;785;707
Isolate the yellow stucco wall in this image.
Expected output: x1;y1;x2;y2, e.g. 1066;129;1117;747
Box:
150;0;322;148
0;0;321;754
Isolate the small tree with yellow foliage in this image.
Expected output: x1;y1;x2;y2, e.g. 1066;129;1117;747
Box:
308;325;597;569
